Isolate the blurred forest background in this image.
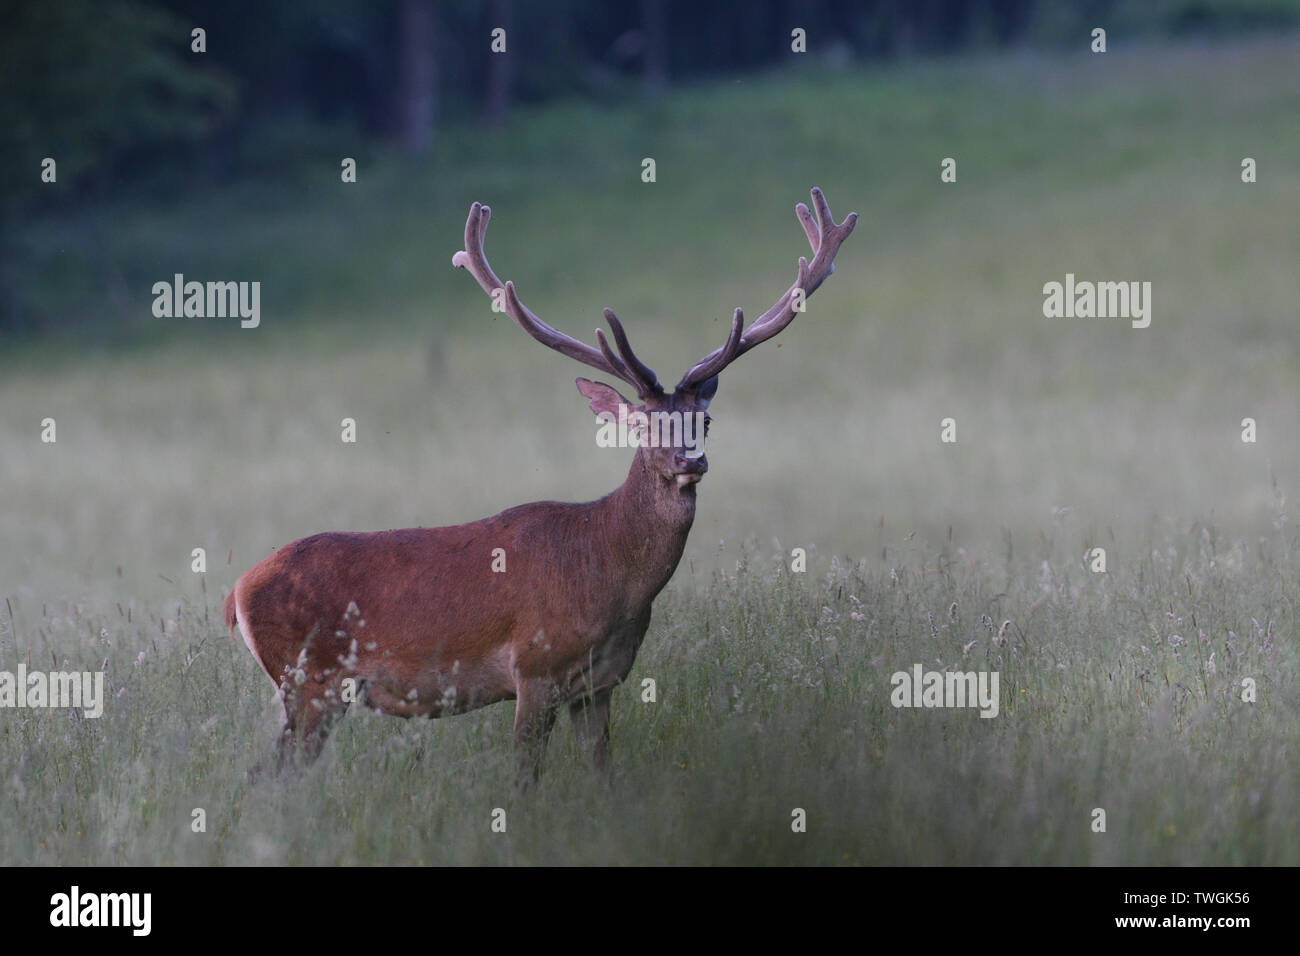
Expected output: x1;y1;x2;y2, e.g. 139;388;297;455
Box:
3;0;1298;333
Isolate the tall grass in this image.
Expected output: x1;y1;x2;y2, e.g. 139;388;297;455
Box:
0;525;1293;864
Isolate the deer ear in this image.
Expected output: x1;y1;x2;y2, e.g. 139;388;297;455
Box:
694;375;718;408
677;376;718;409
575;378;633;419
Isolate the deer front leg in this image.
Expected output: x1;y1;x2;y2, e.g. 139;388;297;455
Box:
569;687;612;771
513;678;560;787
274;678;350;772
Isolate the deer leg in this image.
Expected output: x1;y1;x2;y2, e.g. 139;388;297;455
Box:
569;688;613;771
513;678;559;787
276;680;348;771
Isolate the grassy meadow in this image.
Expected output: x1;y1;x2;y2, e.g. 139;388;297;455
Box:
1;35;1298;864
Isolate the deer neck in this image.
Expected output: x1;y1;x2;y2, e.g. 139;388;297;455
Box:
595;448;697;599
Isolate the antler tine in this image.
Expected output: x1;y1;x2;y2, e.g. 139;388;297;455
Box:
677;187;857;390
796;200;819;249
603;308;662;395
677;308;744;387
593;327;633;381
450;203;501;295
453;201;660;397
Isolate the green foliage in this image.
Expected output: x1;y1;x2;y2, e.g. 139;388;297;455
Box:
4;0;1295;227
0;0;235;215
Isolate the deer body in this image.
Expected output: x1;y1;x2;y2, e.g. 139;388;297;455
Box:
226;446;694;770
226;188;855;780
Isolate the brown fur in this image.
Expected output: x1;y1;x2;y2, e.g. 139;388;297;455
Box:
228;440;698;777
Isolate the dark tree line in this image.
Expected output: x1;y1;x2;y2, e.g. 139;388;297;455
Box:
2;0;1291;331
1;0;1293;216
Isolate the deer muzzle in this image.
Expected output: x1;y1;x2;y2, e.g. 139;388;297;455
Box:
673;451;708;486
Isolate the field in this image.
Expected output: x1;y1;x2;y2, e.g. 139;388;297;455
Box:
1;35;1298;864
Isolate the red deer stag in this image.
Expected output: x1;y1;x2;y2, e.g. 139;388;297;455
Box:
225;188;856;781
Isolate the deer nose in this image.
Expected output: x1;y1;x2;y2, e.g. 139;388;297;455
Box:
674;452;708;474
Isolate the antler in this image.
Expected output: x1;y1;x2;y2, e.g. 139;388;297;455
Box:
677;187;857;390
452;202;663;398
